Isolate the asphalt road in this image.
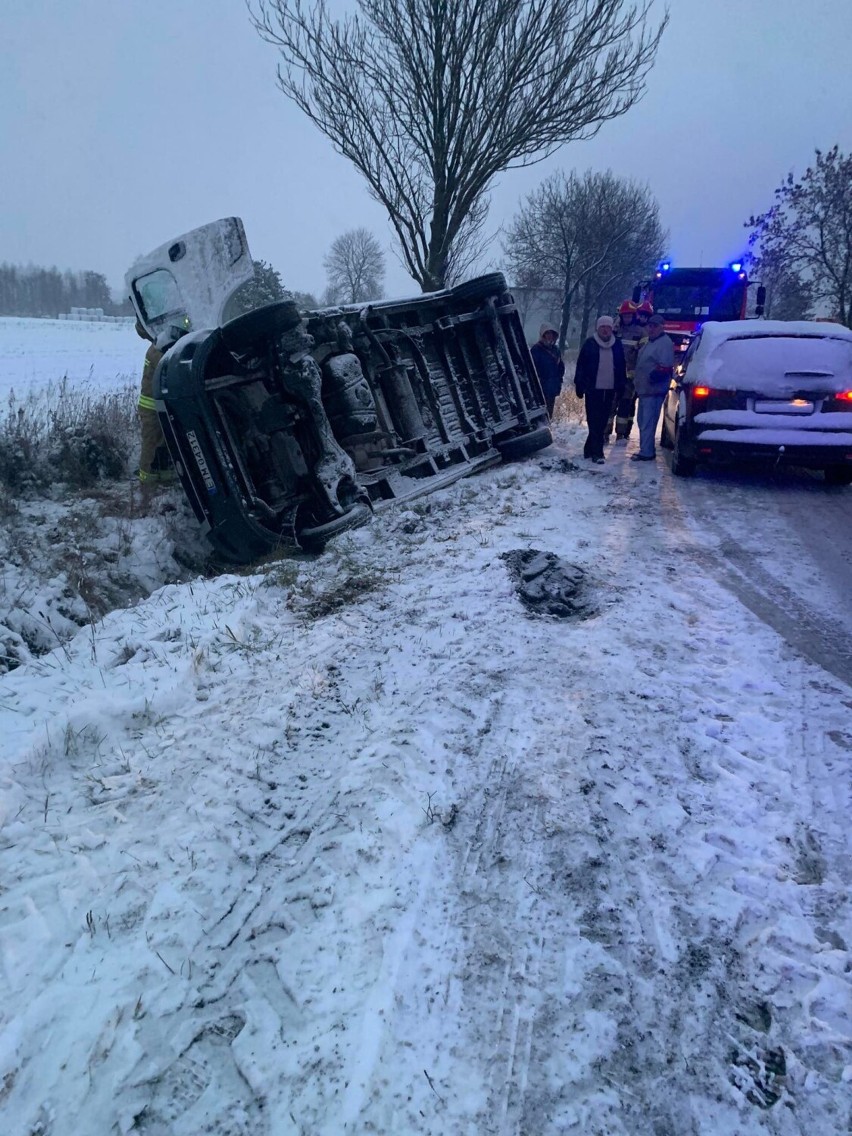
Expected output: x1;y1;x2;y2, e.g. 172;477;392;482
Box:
660;461;852;687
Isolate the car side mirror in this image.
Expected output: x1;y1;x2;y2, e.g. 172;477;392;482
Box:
631;285;641;304
755;285;766;317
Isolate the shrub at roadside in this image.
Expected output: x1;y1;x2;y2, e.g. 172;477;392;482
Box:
0;379;137;491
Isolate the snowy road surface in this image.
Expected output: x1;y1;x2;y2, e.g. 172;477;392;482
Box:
658;464;852;687
2;439;850;1135
0;318;851;1135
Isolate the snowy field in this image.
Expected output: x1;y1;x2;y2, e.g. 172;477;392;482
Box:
1;319;851;1134
0;316;141;398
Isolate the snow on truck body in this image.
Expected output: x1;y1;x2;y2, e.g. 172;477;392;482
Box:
126;219;551;564
661;319;852;482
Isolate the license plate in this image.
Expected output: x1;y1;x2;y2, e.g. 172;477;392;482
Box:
753;399;814;415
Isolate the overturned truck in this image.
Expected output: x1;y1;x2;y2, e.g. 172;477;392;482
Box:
127;218;551;564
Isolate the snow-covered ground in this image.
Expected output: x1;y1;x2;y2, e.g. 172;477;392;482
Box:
0;318;208;673
1;320;851;1135
0;316;140;398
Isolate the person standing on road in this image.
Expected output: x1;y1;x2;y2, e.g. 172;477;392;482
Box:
529;323;565;418
573;315;626;464
610;298;651;441
631;313;674;462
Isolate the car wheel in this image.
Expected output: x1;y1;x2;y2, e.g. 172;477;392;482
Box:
496;425;553;462
297;502;372;552
824;467;852;486
449;273;508;302
670;425;696;477
659;412;674;450
221;300;303;354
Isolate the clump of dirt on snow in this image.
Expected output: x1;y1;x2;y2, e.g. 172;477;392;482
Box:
500;548;596;619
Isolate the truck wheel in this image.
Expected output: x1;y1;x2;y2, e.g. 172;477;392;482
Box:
671;427;695;477
824;467;852;486
221;300;302;354
496;425;553;462
450;273;508;303
297;503;372;552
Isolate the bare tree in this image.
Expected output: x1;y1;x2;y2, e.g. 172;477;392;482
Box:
746;146;852;327
248;0;669;291
505;169;666;347
323;228;386;303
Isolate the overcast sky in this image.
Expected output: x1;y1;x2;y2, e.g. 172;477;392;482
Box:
2;0;851;300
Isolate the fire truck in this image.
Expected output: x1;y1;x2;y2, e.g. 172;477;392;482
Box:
633;261;766;358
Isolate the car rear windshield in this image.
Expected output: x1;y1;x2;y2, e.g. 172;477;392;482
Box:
702;335;852;395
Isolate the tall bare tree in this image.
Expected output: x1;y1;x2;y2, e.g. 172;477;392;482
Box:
505;169;666;347
746;146;852;327
323;227;386;303
248;0;668;291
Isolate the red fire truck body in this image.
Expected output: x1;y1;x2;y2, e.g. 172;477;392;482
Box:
635;263;758;355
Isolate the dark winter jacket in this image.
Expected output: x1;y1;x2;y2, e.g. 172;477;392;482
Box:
529;339;565;400
573;336;627;398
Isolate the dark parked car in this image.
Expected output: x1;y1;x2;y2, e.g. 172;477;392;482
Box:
126;219;551;563
660;320;852;483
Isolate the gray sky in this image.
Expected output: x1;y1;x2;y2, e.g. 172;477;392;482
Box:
2;0;851;299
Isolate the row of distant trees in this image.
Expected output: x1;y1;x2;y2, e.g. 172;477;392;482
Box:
0;265;131;319
8;149;848;331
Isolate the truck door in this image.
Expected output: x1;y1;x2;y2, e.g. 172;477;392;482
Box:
125;217;255;342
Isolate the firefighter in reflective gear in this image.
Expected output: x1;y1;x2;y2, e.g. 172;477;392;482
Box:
135;319;173;483
610;299;649;440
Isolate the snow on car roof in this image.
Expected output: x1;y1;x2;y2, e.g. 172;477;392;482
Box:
697;318;852;351
692;320;852;395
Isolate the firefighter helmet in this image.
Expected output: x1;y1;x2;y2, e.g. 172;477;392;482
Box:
636;299;654;316
618;299;639;316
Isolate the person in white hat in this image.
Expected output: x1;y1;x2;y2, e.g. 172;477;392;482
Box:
572;315;627;463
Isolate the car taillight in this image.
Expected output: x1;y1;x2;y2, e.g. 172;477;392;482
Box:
825;390;852;411
692;386;711;398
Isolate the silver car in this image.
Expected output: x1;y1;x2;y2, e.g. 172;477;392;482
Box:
661;320;852;484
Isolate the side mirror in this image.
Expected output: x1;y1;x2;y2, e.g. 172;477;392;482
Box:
631;285;641;304
755;285;767;318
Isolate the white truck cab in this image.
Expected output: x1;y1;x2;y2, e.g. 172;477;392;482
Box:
125;217;255;344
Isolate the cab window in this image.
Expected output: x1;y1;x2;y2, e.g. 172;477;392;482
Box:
134;269;185;322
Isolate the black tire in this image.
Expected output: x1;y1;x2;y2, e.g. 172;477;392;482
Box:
670;425;696;477
824;467;852;486
450;273;508;303
297;502;372;552
221;300;302;354
659;412;674;450
496;425;553;462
